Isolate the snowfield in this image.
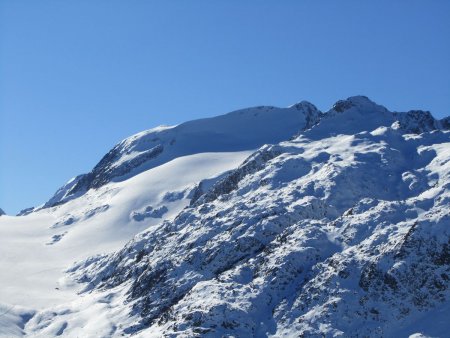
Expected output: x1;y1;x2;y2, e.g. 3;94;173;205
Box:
0;96;449;337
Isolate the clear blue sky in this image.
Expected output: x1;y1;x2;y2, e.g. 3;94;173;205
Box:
1;1;449;214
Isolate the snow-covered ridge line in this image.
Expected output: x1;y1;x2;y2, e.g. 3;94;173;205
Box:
18;101;320;215
18;96;448;215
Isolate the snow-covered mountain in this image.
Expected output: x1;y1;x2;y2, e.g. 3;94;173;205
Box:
19;101;319;213
0;96;449;337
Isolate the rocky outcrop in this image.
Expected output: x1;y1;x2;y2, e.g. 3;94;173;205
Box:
395;110;441;134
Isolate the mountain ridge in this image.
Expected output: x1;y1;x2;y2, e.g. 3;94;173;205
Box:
68;98;449;336
2;96;449;337
18;96;448;215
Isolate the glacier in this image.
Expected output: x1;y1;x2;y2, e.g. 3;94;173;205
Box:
0;96;448;337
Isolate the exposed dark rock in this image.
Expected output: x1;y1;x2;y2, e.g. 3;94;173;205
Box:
131;206;168;221
17;207;34;216
395;110;440;134
192;145;282;206
46;145;164;208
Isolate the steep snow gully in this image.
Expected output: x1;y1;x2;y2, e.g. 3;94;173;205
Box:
0;96;449;337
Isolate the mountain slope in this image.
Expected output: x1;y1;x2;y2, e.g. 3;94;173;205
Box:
62;97;450;337
30;101;320;211
0;96;449;337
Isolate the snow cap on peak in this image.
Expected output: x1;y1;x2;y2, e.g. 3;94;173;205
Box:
346;95;377;106
289;100;319;111
331;95;383;113
308;96;393;136
326;96;390;120
289;100;321;129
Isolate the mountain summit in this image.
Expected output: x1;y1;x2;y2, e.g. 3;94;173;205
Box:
36;102;321;211
1;97;449;337
21;96;448;214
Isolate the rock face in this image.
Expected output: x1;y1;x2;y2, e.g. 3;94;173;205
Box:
70;97;450;337
394;110;441;134
0;208;5;216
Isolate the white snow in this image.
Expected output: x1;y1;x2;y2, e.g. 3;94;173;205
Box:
0;151;252;336
0;97;448;337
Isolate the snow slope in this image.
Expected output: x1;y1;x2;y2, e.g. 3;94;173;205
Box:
0;96;449;337
0;151;254;336
1;100;318;336
26;101;320;211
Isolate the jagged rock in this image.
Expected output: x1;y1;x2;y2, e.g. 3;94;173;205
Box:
192;145;283;206
440;116;450;130
131;205;168;221
16;206;34;216
395;110;440;134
